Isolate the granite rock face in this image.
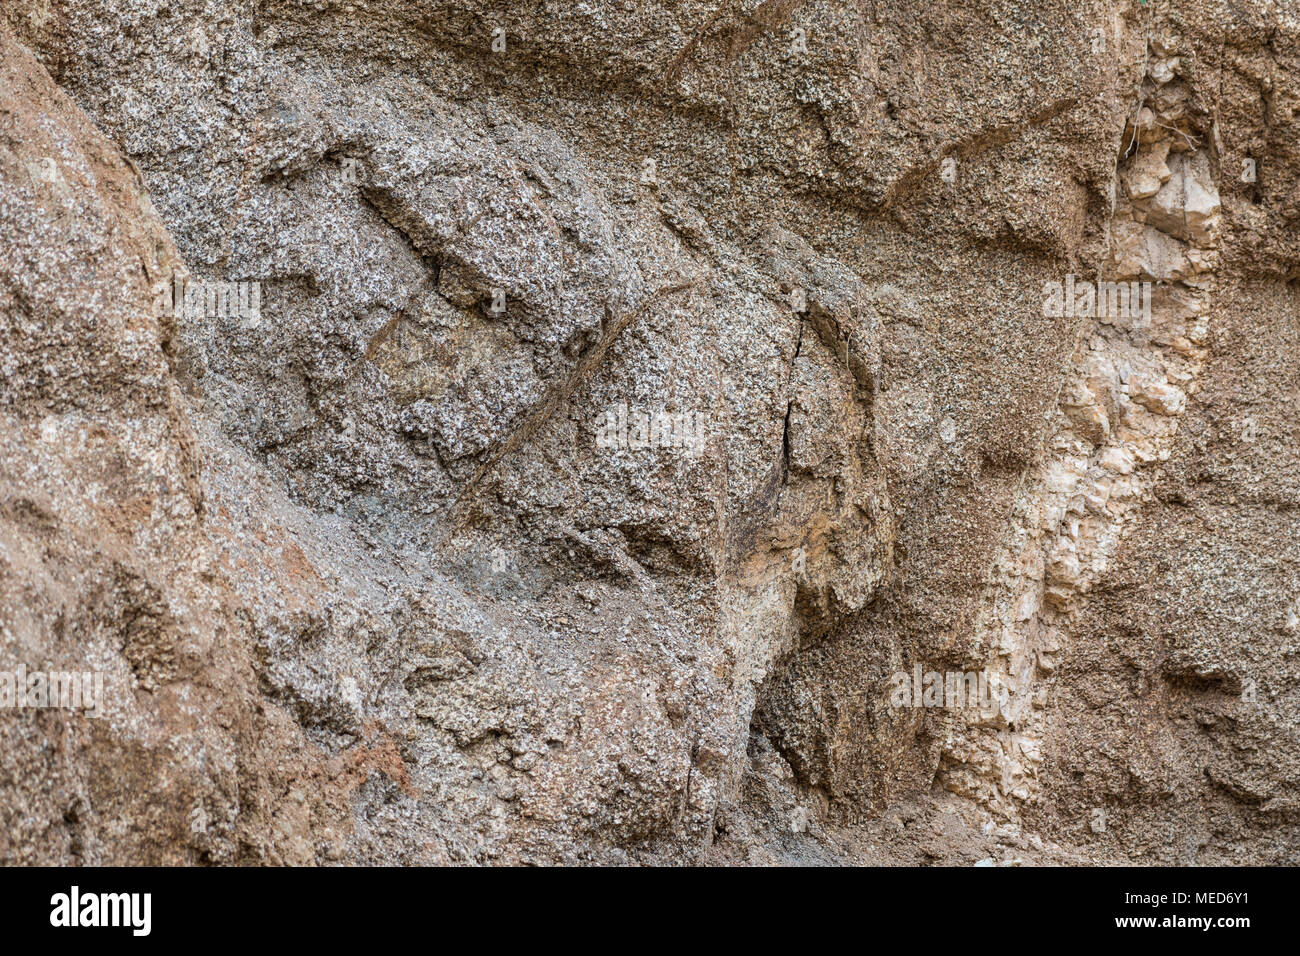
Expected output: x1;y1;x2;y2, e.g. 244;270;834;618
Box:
0;0;1296;864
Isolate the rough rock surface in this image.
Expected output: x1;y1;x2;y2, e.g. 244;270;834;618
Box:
0;0;1296;864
